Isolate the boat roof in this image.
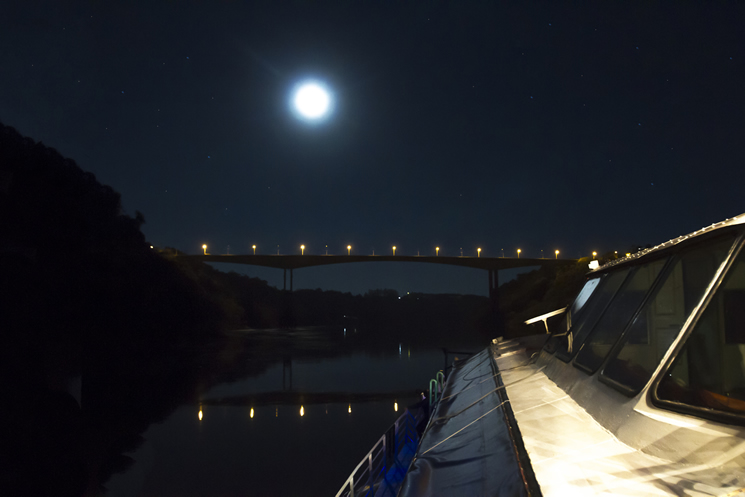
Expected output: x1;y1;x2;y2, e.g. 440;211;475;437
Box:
593;211;745;273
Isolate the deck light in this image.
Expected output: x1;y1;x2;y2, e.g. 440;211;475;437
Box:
301;244;305;255
436;247;440;256
478;248;481;257
202;244;207;255
592;251;597;259
394;402;398;412
250;408;254;419
347;245;351;255
252;245;256;255
555;250;560;259
198;407;203;421
517;248;521;258
348;404;352;414
392;246;396;256
300;406;304;417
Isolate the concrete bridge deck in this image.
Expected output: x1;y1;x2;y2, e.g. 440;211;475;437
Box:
184;254;577;271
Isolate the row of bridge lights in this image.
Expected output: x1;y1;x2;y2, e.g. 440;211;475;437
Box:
202;244;564;259
197;402;387;421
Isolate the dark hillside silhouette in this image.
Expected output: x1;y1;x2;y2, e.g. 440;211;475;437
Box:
0;123;236;496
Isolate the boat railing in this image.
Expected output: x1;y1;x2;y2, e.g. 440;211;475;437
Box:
335;409;419;497
428;371;445;408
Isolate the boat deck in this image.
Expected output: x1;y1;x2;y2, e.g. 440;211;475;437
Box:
399;337;745;496
500;345;745;496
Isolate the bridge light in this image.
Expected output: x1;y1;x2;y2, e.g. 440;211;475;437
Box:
252;245;256;255
348;404;352;414
300;405;304;417
392;246;396;256
436;247;440;256
517;248;521;258
394;401;398;412
592;251;597;259
477;248;481;257
198;406;203;421
300;244;305;255
250;408;254;419
202;244;207;255
347;245;351;255
555;250;560;259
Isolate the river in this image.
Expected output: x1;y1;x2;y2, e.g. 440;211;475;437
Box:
102;327;483;496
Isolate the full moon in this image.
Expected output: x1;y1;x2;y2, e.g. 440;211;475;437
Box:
293;82;331;120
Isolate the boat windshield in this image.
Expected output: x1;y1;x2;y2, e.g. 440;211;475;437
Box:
602;235;736;394
656;239;745;422
568;277;601;326
554;269;630;362
574;258;668;373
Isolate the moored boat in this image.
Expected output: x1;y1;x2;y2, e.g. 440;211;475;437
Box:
339;212;745;496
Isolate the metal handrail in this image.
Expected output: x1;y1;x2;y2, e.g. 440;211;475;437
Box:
429;379;439;407
429;371;446;408
335;409;418;497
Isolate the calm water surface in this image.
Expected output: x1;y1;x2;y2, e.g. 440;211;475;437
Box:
106;329;475;496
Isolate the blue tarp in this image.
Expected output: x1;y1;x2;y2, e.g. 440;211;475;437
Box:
398;347;529;497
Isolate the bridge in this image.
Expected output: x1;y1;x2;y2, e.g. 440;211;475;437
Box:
182;254;578;315
186;254;574;271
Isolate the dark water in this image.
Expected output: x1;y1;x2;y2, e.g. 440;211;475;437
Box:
104;328;478;496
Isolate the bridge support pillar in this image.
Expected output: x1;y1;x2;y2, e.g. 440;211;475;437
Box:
488;269;504;336
281;269;296;326
488;269;499;304
282;269;294;292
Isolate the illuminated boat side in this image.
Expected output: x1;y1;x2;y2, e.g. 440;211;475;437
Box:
341;212;745;496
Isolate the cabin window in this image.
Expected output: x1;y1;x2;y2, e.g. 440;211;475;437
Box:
656;242;745;420
568;277;601;327
602;236;735;394
574;259;668;373
555;269;630;362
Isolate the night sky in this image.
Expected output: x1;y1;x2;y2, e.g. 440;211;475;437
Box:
2;2;743;295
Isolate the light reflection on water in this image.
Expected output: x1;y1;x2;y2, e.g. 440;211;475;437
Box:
106;345;454;497
108;402;413;497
